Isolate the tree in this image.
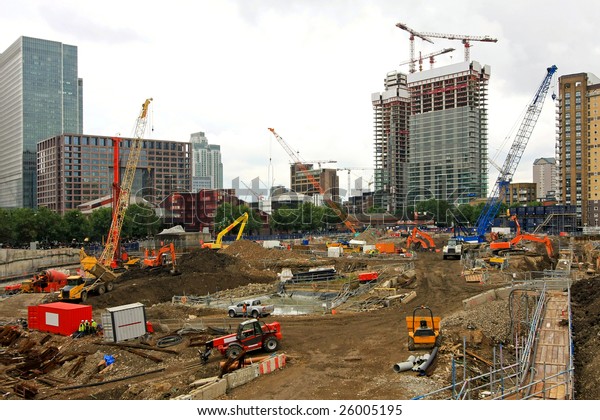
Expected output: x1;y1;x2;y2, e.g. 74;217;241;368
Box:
89;207;113;242
125;204;164;239
0;208;14;245
33;207;65;244
10;208;37;245
270;207;298;233
62;210;91;243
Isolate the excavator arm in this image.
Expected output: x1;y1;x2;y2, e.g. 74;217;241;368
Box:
510;234;554;259
406;227;436;250
204;212;249;249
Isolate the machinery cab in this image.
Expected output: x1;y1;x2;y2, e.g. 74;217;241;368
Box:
59;275;86;300
405;306;441;350
236;319;266;352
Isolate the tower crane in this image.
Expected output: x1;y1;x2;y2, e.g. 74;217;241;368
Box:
455;65;558;244
268;128;357;234
94;99;152;273
395;22;434;74
399;47;455;73
415;30;497;62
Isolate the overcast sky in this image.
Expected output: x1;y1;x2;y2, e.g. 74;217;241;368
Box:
2;0;599;200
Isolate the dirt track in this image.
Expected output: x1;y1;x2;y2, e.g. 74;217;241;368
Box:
1;238;599;400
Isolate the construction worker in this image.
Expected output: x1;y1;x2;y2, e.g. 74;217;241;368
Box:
242;302;248;318
84;319;90;335
78;320;85;335
91;319;97;334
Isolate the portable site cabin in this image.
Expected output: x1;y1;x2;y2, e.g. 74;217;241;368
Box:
101;302;147;343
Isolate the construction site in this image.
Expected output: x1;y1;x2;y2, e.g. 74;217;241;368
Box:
0;23;595;403
1;229;600;401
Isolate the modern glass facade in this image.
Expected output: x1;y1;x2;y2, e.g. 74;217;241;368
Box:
407;61;490;206
37;134;191;214
0;36;82;208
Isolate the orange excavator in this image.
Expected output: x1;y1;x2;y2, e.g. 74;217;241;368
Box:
489;215;554;258
142;243;180;274
405;227;437;251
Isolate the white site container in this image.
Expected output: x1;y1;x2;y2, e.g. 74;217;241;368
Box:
263;240;281;249
363;245;376;253
328;246;343;258
101;302;147;343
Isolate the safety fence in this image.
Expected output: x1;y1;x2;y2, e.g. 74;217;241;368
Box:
413;276;574;400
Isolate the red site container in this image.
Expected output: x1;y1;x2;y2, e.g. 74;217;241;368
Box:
28;302;93;336
358;272;379;282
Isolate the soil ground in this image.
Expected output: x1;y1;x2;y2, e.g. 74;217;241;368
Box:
0;237;598;400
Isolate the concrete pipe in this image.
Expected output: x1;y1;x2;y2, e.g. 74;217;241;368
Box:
393;355;416;373
417;346;438;376
412;353;430;371
393;361;414;373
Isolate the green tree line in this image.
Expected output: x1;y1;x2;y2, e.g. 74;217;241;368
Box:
0;204;163;247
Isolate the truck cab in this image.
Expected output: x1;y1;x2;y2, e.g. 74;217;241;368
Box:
442;238;462;260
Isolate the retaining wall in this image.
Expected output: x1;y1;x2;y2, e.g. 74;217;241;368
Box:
0;248;79;279
462;286;513;310
174;353;286;400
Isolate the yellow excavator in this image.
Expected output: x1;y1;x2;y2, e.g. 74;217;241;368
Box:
202;212;249;250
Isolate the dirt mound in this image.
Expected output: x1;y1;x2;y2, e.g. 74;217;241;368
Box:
571;277;600;399
86;248;276;310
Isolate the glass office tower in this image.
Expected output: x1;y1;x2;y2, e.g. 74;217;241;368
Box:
0;36;83;208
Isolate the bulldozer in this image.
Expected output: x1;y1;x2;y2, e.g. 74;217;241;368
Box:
405;306;441;350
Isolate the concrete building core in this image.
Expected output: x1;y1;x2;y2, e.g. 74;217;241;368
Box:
372;70;410;212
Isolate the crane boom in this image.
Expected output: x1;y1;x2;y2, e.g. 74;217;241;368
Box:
99;98;153;266
395;22;434;74
457;65;557;244
415;30;497;62
268;128;356;233
399;47;455;73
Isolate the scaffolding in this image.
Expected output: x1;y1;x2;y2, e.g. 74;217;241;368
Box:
412;272;574;400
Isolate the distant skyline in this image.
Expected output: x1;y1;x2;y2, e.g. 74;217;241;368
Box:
1;0;599;199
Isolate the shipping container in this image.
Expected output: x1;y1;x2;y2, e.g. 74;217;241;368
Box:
101;302;147;343
28;302;92;336
375;243;396;254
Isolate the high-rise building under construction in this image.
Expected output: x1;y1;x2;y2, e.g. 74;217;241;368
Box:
372;61;490;214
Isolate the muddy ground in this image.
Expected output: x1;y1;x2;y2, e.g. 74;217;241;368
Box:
0;238;598;400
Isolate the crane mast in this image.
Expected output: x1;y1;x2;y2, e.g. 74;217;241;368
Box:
395;22;434;74
457;65;558;243
268;128;356;233
99;98;153;266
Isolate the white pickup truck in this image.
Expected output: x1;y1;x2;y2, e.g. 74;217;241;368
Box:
228;299;274;318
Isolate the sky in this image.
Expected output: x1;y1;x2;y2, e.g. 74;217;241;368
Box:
1;0;599;201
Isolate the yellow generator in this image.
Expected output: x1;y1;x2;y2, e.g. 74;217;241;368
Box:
405;306;441;350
